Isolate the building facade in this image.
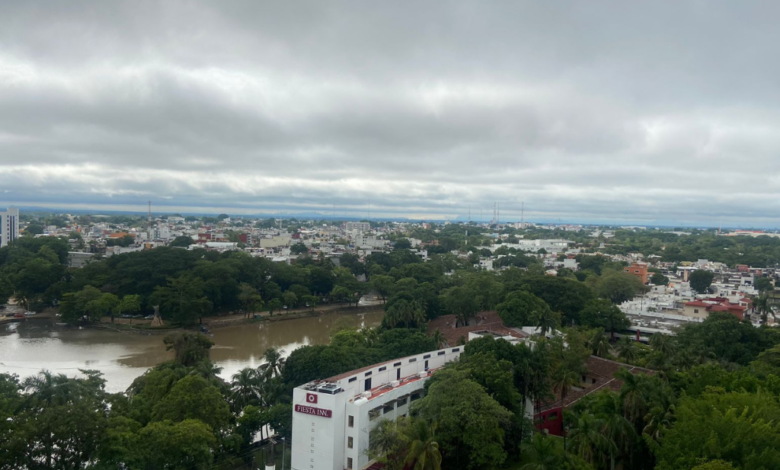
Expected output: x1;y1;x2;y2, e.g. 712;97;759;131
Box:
624;262;649;284
345;222;371;233
0;207;19;247
291;347;463;470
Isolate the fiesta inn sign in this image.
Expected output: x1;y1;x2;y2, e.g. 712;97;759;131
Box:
295;404;333;418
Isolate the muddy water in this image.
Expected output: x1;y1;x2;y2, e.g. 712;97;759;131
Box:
0;310;383;392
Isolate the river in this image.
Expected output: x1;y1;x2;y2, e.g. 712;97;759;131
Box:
0;310;384;393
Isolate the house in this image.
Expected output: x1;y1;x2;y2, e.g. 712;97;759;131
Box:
624;262;649;284
682;297;746;320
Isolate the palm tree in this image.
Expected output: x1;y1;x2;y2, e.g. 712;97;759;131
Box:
520;433;566;470
432;329;444;349
615;369;647;425
258;347;285;380
552;367;580;401
755;294;773;323
649;334;677;359
230;367;261;412
590;392;636;470
566;412;615;466
588;330;611;358
536;308;560;337
403;420;442;470
616;337;638;364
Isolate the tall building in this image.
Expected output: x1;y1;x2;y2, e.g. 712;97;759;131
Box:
0;207;19;247
291;347;464;470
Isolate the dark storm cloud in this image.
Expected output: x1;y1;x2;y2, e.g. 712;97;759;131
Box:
2;1;780;225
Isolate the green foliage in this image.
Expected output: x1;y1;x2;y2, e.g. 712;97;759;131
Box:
169;235;195;247
651;272;670;285
497;291;559;333
414;368;512;469
580;299;631;335
654;391;780;470
595;272;644;304
690;269;715;294
163;333;214;367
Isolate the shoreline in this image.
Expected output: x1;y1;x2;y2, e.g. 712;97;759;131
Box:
55;304;385;335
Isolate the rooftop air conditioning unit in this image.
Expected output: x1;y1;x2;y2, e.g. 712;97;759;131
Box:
390;380;400;388
361;391;371;398
419;371;428;379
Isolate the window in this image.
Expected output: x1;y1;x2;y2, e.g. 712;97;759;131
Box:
397;397;408;406
393;362;402;367
369;408;381;421
348;415;354;428
423;354;431;359
438;351;445;356
411;391;422;402
694;309;699;314
378;366;386;372
347;457;353;469
383;403;395;414
365;371;372;377
348;437;354;449
452;348;460;353
348;377;357;383
548;412;558;421
409;358;417;363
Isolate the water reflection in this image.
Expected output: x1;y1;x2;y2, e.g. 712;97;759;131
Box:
0;310;383;393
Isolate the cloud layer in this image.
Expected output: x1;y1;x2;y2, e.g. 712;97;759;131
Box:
2;1;780;225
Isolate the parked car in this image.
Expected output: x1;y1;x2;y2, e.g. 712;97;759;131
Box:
144;315;155;320
24;311;36;316
13;313;24;318
121;314;132;318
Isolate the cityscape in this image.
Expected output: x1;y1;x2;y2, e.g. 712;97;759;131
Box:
4;1;780;470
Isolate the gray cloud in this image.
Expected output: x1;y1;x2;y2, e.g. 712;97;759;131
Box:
2;1;780;225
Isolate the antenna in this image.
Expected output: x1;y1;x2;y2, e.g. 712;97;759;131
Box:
147;200;152;242
521;201;524;226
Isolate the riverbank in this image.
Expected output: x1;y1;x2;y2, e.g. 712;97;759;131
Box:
81;303;384;334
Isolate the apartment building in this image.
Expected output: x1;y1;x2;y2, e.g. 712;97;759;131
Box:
0;207;19;247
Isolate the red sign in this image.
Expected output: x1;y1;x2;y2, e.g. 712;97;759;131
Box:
295;404;332;418
306;393;318;404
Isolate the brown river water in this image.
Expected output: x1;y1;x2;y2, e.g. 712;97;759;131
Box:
0;311;384;393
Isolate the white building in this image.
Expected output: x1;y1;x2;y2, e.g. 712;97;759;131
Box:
291;347;464;470
0;207;19;247
345;222;371;233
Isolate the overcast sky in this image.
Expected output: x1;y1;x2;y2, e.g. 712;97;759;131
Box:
2;1;780;226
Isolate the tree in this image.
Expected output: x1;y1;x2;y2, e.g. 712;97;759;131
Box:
163;333;213;367
283;291;298;309
497;291;560;333
259;347;286;380
112;294;141;322
588;330;611;358
597;272;644;304
520;433;568;470
414;368;512;469
689;270;715;294
654;391;780;469
651;272;669;286
169;235;195;247
138;419;217;470
151;275;213;325
404;420;442;470
580;299;630;338
755;294;773;323
756;276;773;293
238;283;263;318
151;375;232;433
442;286;479;327
616;337;638;363
290;243;309;255
372;275;396;303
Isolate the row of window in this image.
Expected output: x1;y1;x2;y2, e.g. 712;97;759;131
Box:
345;349;461;383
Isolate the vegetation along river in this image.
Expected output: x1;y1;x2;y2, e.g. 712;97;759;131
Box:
0;310;384;392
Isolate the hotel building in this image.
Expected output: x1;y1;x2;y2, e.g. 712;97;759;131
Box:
290;347;464;470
